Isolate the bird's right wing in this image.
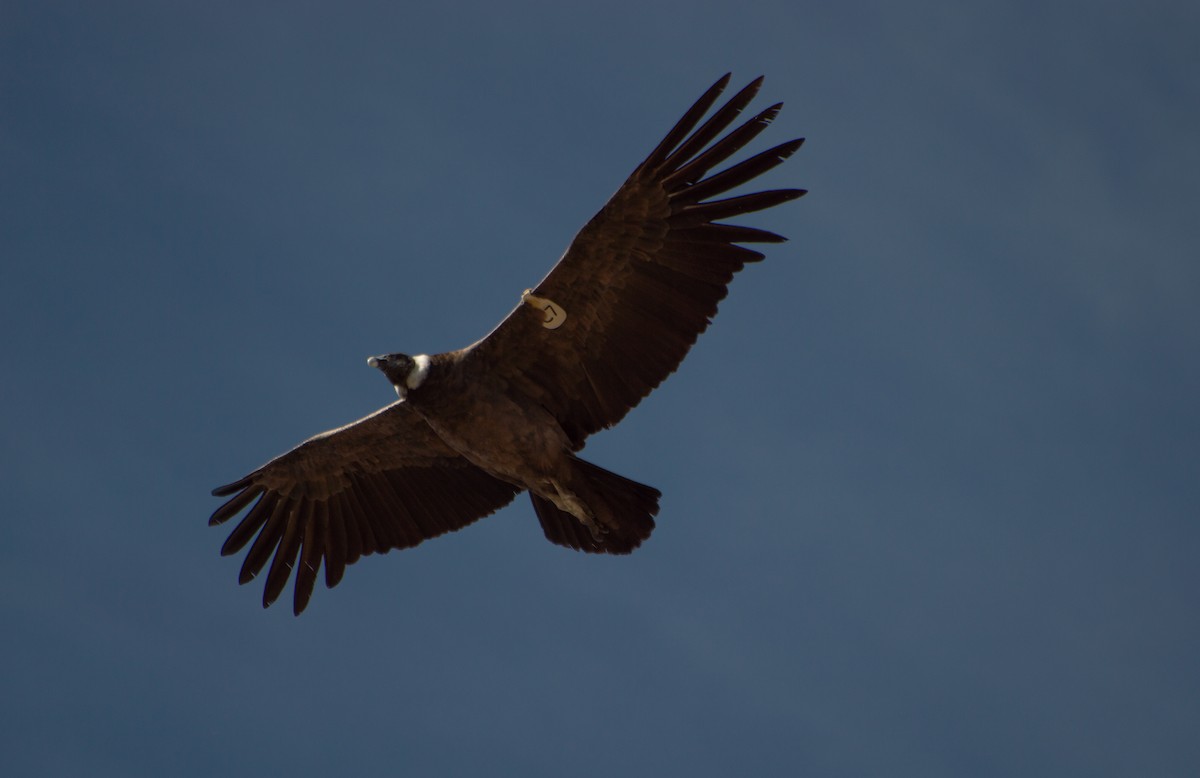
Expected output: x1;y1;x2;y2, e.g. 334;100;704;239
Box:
209;402;521;615
461;75;804;449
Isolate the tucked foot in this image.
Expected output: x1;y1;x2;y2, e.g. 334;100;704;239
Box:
549;478;606;540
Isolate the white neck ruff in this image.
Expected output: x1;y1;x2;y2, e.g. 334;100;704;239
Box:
407;354;431;390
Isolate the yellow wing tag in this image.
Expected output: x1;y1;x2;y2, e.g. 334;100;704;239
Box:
521;289;567;330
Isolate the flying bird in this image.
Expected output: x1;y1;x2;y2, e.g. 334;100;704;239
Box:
210;74;805;614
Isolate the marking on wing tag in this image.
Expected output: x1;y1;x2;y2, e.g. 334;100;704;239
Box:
521;289;567;330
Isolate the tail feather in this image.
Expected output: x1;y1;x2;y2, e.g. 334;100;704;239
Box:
531;457;660;554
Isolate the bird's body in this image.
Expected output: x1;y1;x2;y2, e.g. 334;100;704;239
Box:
403;351;577;504
210;74;805;614
374;344;660;549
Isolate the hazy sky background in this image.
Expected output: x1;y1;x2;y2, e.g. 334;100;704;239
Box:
3;2;1198;775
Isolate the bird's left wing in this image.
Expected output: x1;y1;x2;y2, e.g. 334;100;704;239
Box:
209;402;521;615
460;74;804;448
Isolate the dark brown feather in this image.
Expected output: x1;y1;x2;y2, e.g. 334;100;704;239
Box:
294;505;325;615
640;74;733;172
670;189;805;229
239;498;289;584
675;138;804;205
339;485;365;565
220;491;277;557
263;502;306;607
208;485;261;526
210;402;520;612
661;104;782;187
461;76;803;450
324;493;348;588
648;77;765;178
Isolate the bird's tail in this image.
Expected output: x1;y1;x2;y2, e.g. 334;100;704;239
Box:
530;455;660;553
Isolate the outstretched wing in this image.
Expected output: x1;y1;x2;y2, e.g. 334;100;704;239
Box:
209;402;521;615
462;74;805;448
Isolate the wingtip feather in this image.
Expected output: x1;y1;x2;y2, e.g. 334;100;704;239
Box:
640;74;735;172
212;474;255;498
208;485;262;526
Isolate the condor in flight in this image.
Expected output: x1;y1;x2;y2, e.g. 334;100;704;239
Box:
210;74;805;614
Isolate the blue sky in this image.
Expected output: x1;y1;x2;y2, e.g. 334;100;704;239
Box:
3;2;1198;775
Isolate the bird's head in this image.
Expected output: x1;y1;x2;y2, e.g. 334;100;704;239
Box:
367;352;431;399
